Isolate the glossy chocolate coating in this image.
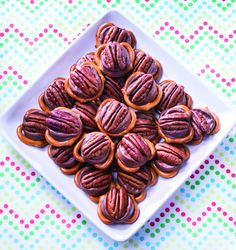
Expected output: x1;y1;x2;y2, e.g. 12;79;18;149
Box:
153;142;189;173
99;76;124;103
75;165;112;196
96;99;133;135
124;72;158;105
96;23;136;48
49;145;78;168
156;80;191;112
73;102;98;132
81;132;112;165
131;112;159;143
42;78;74;111
46;109;83;142
22;109;48;141
68;63;103;100
99;186;138;224
158;106;192;139
77;52;95;65
132;50;161;79
117;167;151;196
116;133;152;169
99;42;133;77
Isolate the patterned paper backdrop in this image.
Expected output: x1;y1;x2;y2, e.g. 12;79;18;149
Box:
0;0;236;249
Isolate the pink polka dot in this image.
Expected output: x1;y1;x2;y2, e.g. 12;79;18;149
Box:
8;66;12;70
217;207;222;211
35;214;39;219
19;33;24;37
216;73;220;77
3;71;7;75
176;208;180;212
231;173;235;178
214;30;218;34
68;0;73;3
170;26;174;30
224;38;228;42
0;209;3;214
53;29;58;33
170;202;175;207
200;165;204;169
4;204;8;208
0;75;2;79
211;69;215;73
39;33;43;37
185;39;189;43
58;33;63;37
40;209;45;214
23;80;28;85
212;202;216;206
29;42;33;45
5;28;9;32
234;221;236;226
14;214;19;219
229;217;233;221
9;209;14;214
10;24;14;28
155;31;160;35
18;75;22;79
76;214;81;219
181;212;185;217
226;169;230;174
197;217;201;221
199;26;203;30
195;170;199;174
13;71;17;75
26;176;30;181
215;160;219;164
51;209;55;214
205;64;209;68
44;29;48;33
0;161;5;166
71;219;76;223
203;21;208;25
15;28;19;33
164;22;169;26
150;222;155;226
223;212;227;216
160;212;165;217
220;164;225;169
24;224;29;229
219;34;224;39
10;161;15;166
34;38;38;42
160;26;164;31
66;224;71;228
20;219;24;224
61;219;66;224
208;26;213;30
155;217;160;222
226;82;231;87
209;154;214;159
31;172;36;176
45;204;50;208
48;24;53;28
192;222;197;226
180;35;185;39
221;78;226;82
201;69;205;73
229;34;233;38
165;208;170;212
0;33;4;37
24;38;29;42
30;219;34;224
233;30;236;34
207;207;211;211
187;217;191;222
190;35;194;39
231;78;235;82
56;214;61;218
190;174;194;179
21;172;25;176
175;30;179;34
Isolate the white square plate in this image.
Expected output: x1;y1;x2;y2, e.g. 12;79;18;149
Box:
0;10;235;241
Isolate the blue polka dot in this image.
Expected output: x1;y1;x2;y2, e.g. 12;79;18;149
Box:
146;241;151;247
140;236;144;241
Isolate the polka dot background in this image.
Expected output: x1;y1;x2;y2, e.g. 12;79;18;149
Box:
0;1;235;249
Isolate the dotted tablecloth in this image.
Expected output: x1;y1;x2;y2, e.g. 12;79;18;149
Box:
0;1;236;249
